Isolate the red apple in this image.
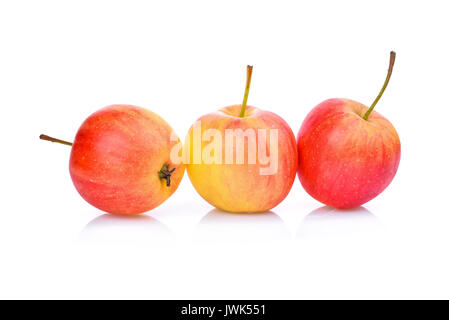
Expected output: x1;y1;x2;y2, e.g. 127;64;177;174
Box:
297;52;400;209
40;104;185;215
186;66;298;212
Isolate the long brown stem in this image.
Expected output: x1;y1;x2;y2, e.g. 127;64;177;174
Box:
39;134;73;146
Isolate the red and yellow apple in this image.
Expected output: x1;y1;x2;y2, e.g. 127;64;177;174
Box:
297;52;400;209
40;104;185;215
186;66;298;212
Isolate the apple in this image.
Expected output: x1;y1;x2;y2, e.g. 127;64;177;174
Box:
186;66;298;212
297;52;400;209
40;104;185;215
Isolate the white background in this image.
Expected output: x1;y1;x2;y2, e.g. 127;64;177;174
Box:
1;0;448;299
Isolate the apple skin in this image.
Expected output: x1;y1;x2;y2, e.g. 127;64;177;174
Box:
186;105;298;213
297;98;400;209
69;105;185;215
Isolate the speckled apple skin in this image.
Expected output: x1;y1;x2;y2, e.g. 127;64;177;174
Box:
69;105;185;215
297;98;400;209
186;105;298;213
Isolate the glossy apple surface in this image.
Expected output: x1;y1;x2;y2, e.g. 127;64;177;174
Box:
186;104;298;212
69;104;185;215
297;98;400;209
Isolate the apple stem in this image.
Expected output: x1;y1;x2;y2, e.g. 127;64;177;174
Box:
363;51;396;120
39;134;73;146
239;65;253;117
158;164;176;187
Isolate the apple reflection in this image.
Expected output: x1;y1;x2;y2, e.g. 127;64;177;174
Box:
79;214;172;245
297;206;383;239
195;209;290;243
